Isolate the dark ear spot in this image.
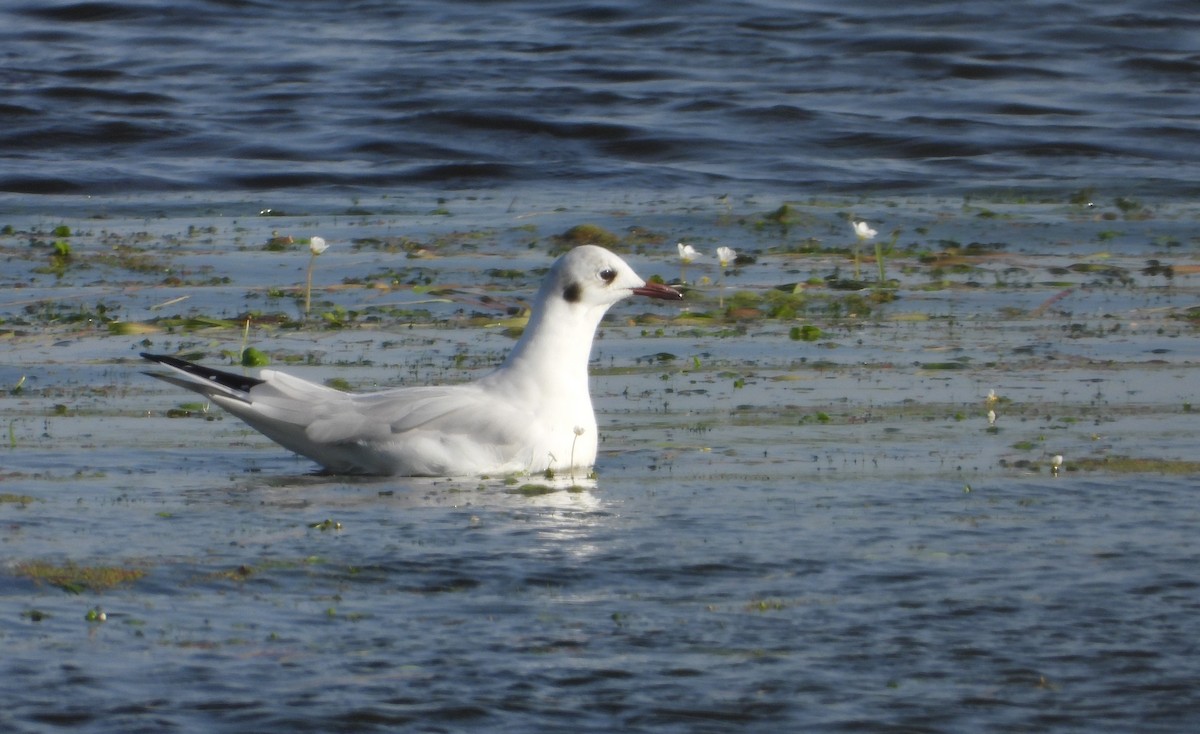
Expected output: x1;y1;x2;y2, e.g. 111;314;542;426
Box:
563;282;582;303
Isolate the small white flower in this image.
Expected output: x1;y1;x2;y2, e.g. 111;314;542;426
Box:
853;221;877;241
1051;454;1064;476
677;242;702;263
986;388;998;405
987;409;996;426
716;246;737;267
305;237;328;318
573;426;586;436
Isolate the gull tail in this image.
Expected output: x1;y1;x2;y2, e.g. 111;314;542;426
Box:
140;352;263;403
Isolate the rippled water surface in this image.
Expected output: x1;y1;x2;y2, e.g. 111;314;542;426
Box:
3;195;1200;731
3;0;1200;731
2;0;1199;202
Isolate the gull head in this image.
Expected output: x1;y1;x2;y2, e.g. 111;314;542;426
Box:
543;245;682;313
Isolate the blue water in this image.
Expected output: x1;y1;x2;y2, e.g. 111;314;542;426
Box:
4;453;1200;733
2;0;1199;204
4;2;1200;732
3;200;1200;731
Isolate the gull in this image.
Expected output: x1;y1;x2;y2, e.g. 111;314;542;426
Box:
141;245;682;476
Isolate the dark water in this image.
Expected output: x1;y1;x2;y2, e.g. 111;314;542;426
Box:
4;457;1200;733
3;0;1199;204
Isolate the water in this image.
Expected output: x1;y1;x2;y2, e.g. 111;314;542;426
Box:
2;0;1199;206
3;0;1200;730
5;467;1198;732
4;197;1200;731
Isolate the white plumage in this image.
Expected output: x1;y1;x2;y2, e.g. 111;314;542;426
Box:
141;245;681;476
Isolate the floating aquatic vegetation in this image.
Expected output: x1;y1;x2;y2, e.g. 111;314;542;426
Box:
746;598;788;612
1068;262;1134;286
789;324;823;342
263;232;294;251
241;347;269;367
550;223;619;253
920;360;970;371
15;561;145;593
1141;260;1174;279
509;483;557;497
351;235;419;254
146;315;242;331
1071;455;1200;474
754;203;814;233
33;239;74;277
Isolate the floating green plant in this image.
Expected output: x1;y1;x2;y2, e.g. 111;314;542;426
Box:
551;223;619;253
510;483;557;497
1071;455;1200;474
789;324;823;342
747;598;787;612
1069;188;1095;206
34;239;75;277
241;347;269;368
263;231;294;251
165;401;208;418
755;203;811;233
237;314;268;366
108;321;161;336
920;361;969;371
16;561;145;593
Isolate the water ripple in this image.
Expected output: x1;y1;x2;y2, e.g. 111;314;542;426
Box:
0;0;1197;200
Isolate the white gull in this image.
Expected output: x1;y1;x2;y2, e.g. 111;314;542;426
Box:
141;245;682;476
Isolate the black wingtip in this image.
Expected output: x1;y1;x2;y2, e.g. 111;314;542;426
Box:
141;352;266;394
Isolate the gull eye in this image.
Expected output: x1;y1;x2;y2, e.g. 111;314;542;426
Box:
599;268;617;284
